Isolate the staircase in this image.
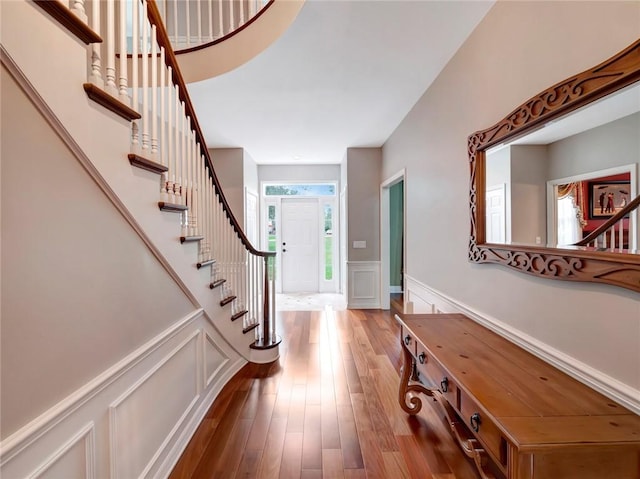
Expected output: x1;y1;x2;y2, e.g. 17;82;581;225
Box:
27;0;281;357
1;1;282;476
574;193;640;252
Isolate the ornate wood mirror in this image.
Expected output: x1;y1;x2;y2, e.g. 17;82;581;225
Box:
468;39;640;292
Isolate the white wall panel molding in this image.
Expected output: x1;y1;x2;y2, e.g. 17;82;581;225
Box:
0;309;203;466
109;331;200;479
0;312;244;479
205;332;230;388
26;423;95;479
347;261;381;309
404;274;640;414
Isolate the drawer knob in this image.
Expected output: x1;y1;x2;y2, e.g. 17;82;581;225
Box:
440;376;449;392
418;352;426;364
470;413;481;432
404;335;411;346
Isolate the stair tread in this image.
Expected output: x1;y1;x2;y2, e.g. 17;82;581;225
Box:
209;279;227;289
231;310;249;321
220;296;236;307
180;235;204;244
243;322;259;334
129;153;168;174
197;258;215;269
84;83;141;121
158;201;188;212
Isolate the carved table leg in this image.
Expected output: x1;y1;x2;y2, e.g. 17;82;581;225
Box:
398;339;434;415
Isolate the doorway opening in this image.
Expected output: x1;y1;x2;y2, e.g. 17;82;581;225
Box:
380;170;405;311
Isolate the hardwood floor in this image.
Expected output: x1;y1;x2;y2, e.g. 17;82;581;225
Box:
169;309;481;479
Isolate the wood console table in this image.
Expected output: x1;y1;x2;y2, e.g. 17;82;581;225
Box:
396;313;640;479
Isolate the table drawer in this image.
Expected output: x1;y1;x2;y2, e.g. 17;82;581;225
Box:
416;348;457;406
401;326;417;357
460;393;506;466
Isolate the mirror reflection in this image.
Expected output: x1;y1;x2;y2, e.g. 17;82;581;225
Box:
485;83;640;253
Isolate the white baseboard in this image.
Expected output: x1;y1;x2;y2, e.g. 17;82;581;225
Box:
404;275;640;415
0;311;245;479
347;261;381;309
389;286;403;293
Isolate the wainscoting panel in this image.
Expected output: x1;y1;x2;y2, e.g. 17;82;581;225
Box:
404;274;640;415
347;261;381;309
205;332;229;388
0;310;244;479
109;332;199;479
27;423;95;479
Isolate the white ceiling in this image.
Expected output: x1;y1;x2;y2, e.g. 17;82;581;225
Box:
186;0;494;165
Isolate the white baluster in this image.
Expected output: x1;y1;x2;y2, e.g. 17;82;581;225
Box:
168;68;175;201
105;0;117;96
151;26;159;157
619;220;624;250
141;1;149;152
240;0;246;26
207;167;213;261
131;0;139;150
185;0;191;47
180;101;187;206
117;0;129;103
208;0;214;41
197;0;202;45
173;85;181;202
248;0;254;19
229;0;235;32
88;0;104;88
160;47;166;167
71;0;88;24
173;0;178;48
218;0;223;39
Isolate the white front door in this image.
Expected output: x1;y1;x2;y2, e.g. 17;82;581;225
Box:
281;198;319;292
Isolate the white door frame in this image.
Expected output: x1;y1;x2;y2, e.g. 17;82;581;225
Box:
260;182;339;293
380;169;406;310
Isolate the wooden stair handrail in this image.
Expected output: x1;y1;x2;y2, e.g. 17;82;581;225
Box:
574;193;640;246
174;0;276;55
146;0;274;258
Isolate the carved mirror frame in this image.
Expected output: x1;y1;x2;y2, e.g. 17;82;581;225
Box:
468;39;640;293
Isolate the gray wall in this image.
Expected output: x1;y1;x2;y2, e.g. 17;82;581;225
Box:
381;1;640;391
210;148;245;226
548;112;640;180
1;68;195;437
510;145;548;245
258;164;341;184
347;148;382;262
